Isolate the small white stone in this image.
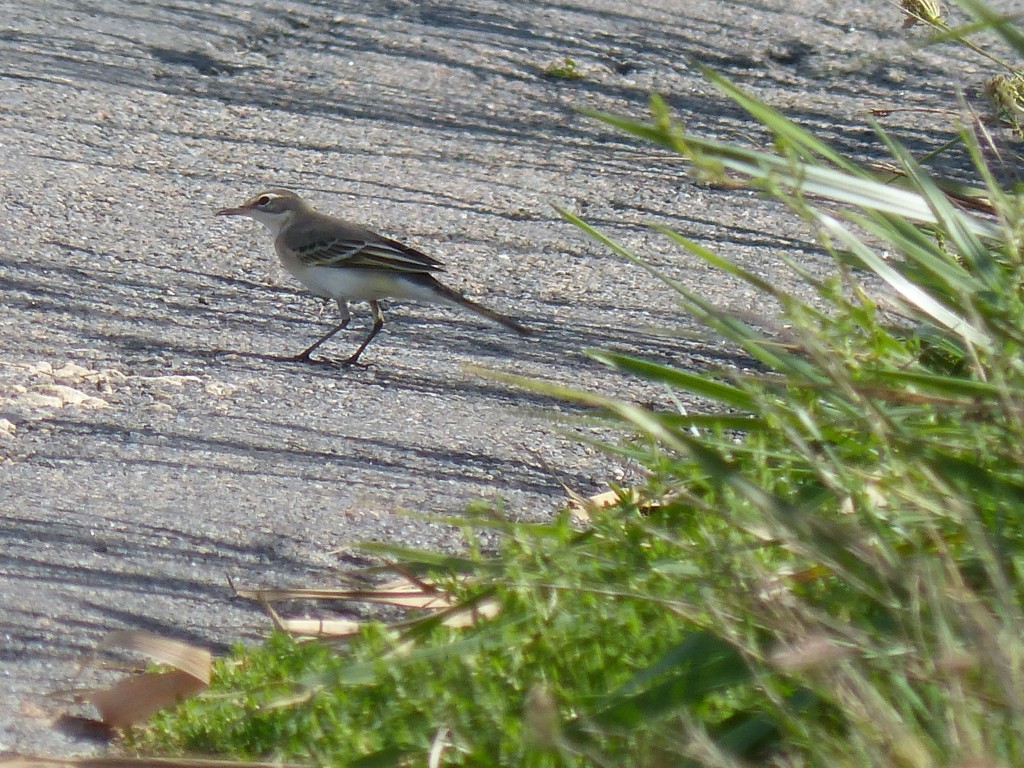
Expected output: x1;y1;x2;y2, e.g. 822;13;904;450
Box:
33;385;109;408
18;392;64;409
52;362;95;380
27;361;53;376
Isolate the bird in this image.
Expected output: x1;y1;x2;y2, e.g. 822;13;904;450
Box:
215;188;532;366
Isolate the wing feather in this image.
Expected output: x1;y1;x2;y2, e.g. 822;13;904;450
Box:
295;236;445;274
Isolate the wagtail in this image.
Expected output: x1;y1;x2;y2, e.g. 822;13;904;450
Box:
216;189;531;366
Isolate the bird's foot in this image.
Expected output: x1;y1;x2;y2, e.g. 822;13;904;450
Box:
286;352;371;370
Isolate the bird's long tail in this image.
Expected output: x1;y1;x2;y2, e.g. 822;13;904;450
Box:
432;282;533;336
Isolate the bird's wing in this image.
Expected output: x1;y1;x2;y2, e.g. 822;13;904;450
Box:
294;235;445;274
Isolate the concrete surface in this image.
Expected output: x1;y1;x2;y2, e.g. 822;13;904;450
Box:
0;0;1008;756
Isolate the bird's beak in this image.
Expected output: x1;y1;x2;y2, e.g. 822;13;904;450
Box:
215;203;252;217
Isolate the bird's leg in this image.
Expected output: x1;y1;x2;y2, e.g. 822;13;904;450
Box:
341;300;385;367
289;299;351;363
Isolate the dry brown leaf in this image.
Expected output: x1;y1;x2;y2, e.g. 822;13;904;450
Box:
566;487;659;523
581;493;626;512
88;670;207;729
358;576;454;608
238;573;504;637
279;618;363;638
564;487;595;523
62;631;213;731
282;597;501;637
439;598;500;628
371;591;453;609
234;574;457;610
235;585;452;609
97;631;211;684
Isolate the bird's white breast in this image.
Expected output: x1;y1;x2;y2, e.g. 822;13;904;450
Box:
282;258;440;304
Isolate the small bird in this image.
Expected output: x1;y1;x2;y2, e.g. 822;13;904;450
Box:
215;189;531;366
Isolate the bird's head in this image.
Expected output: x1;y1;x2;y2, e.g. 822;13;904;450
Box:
215;188;310;235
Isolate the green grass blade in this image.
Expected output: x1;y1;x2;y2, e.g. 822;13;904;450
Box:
654;225;782;296
877;125;1002;290
576;106;685;152
572;632;753;731
355;543;484;574
956;0;1024;55
557;208;823;377
585;108;1002;239
700;65;865;175
880;369;1005;398
658;412;769;432
815;212;992;350
855;211;985;300
587;350;755;410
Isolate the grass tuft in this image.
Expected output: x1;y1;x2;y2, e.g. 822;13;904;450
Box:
542;56;585;80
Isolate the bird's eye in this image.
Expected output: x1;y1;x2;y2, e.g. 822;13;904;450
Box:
256;195;271;206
